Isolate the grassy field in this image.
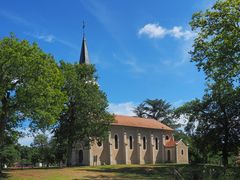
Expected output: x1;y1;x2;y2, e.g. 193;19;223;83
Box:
1;164;240;180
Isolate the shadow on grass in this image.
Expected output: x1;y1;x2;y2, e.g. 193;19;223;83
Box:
76;165;177;179
0;172;10;179
75;164;240;180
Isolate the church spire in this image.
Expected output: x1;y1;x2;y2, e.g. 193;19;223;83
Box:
79;21;90;64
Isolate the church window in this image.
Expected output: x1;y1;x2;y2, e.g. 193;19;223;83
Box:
114;135;118;149
181;149;184;155
155;137;158;150
129;136;133;149
97;141;102;147
166;135;169;140
143;136;146;150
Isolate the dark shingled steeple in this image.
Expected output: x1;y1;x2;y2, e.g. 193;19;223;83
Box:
79;37;90;64
79;21;90;64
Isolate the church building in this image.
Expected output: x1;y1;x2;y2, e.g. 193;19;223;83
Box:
71;35;189;166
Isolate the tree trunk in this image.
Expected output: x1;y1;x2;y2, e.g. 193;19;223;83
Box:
0;162;2;174
0;94;9;174
220;103;230;168
66;141;72;167
222;148;228;168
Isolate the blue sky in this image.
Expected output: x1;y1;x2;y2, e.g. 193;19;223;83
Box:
1;0;216;144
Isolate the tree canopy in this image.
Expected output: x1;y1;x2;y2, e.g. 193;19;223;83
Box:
176;0;240;167
190;0;240;85
54;61;113;166
134;99;179;128
0;34;66;170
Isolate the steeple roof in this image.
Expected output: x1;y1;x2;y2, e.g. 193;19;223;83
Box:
79;37;90;64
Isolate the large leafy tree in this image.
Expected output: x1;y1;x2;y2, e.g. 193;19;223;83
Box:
133;99;179;128
176;83;240;167
186;0;240;167
31;134;55;167
190;0;240;85
0;35;66;171
54;61;113;166
0;145;20;168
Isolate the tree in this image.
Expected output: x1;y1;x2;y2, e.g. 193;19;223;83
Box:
16;145;33;166
190;0;240;85
134;99;179;128
187;0;240;167
0;145;19;168
54;61;113;166
0;35;66;172
48;136;67;167
31;134;55;167
176;83;240;167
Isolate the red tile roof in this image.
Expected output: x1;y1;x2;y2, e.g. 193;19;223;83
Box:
112;115;173;131
165;137;176;147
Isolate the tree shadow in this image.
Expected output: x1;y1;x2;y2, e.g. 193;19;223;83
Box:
0;172;10;179
75;166;175;179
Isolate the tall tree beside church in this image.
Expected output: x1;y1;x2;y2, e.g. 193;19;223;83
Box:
0;35;66;171
176;83;240;167
133;99;179;128
190;0;240;85
176;0;240;167
54;61;113;166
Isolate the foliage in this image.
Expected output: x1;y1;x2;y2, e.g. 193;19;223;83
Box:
16;145;33;165
31;134;55;167
54;61;113;166
134;99;179;128
177;0;240;167
0;34;66;171
176;84;240;166
190;0;240;85
0;145;19;168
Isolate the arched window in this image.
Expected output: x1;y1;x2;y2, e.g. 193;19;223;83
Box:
181;149;184;155
143;136;146;150
114;135;118;149
165;135;169;140
155;137;158;150
97;141;102;147
129;136;133;149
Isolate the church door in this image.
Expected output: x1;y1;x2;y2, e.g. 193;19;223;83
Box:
79;150;83;164
167;150;171;161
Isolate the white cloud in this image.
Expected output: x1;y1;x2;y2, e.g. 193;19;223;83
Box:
18;134;34;146
169;26;195;40
25;32;79;50
25;32;55;43
0;10;78;49
18;128;53;146
138;24;167;38
138;23;195;40
108;102;136;116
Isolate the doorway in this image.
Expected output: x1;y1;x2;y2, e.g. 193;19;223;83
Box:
79;150;83;164
167;150;171;161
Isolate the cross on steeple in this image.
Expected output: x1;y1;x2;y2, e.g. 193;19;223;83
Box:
82;21;85;38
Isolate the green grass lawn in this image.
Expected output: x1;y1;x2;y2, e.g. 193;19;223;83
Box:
1;164;240;180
